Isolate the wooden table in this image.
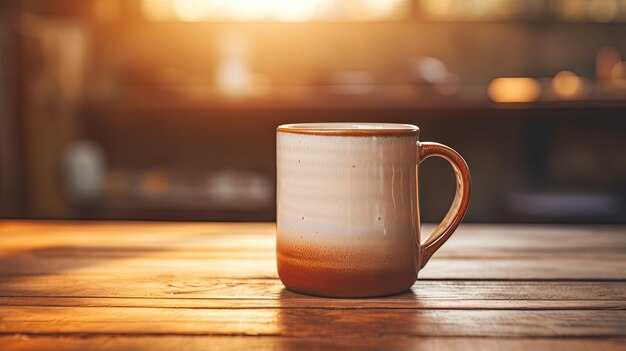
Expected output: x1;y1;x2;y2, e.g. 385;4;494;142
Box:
1;221;625;350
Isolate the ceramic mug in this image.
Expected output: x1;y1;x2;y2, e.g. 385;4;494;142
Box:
276;123;471;297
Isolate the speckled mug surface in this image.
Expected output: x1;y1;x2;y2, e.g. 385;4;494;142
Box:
276;123;471;297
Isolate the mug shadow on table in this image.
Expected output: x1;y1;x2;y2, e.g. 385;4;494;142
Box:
276;287;428;350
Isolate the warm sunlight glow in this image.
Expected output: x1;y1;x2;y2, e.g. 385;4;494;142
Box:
141;0;407;21
488;77;541;103
273;0;317;22
172;0;209;22
420;0;459;19
141;0;172;21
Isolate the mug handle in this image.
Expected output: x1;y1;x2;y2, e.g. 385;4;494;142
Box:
417;142;472;269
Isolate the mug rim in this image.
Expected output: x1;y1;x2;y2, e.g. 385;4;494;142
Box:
277;123;419;137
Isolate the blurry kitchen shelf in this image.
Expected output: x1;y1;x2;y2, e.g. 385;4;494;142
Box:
80;202;274;221
82;85;626;114
67;167;276;221
504;191;625;224
76;189;275;220
93;197;271;211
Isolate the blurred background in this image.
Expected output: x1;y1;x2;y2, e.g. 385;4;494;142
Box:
0;0;625;223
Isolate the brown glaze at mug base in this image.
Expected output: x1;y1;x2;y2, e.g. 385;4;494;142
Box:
276;237;417;298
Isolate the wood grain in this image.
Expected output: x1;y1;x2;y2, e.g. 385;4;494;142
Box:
0;335;626;351
3;336;626;351
1;256;624;280
1;222;624;258
2;307;626;337
3;296;625;310
1;278;624;310
1;221;626;350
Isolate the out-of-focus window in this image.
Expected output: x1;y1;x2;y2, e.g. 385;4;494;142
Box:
141;0;411;22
